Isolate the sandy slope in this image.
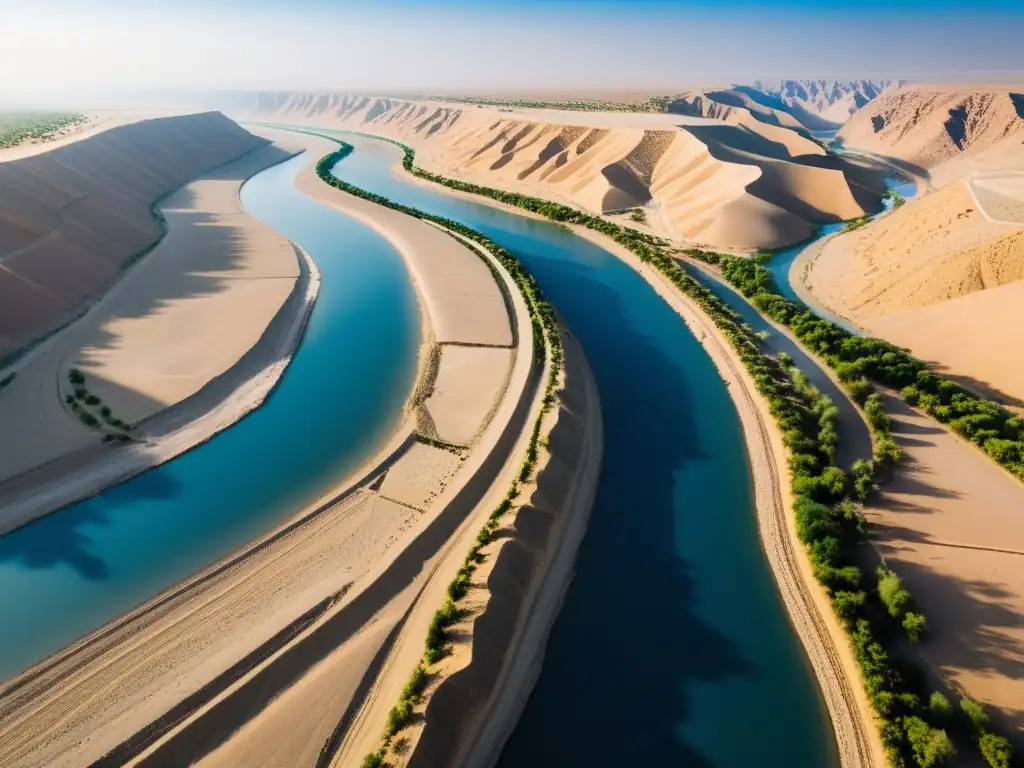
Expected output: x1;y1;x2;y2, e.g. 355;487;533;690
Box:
0;142;315;534
398;326;602;768
839;87;1024;172
0;152;539;768
0;112;268;354
866;393;1024;744
807;181;1024;405
216;91;883;251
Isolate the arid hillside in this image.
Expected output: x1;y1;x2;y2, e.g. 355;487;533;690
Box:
223;92;884;252
808;179;1024;405
0;112;268;354
839;87;1024;171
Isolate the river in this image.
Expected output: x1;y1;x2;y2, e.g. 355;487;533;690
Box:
2;133;841;767
0;154;420;681
326;133;838;767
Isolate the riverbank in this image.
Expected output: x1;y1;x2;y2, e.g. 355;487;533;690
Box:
0;143;552;767
401;323;601;768
315;130;883;768
569;224;885;768
0;143;317;535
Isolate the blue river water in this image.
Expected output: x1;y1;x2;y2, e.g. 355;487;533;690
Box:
767;172;918;333
0;154;420;681
327;134;838;767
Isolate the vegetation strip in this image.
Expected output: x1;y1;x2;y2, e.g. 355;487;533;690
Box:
0;112;87;150
309;138;562;768
308;131;1014;767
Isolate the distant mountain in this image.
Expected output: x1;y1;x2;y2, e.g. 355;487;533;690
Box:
667;80;894;134
750;79;896;126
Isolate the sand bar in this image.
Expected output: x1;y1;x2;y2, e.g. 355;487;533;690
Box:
0;142;316;535
0;151;548;768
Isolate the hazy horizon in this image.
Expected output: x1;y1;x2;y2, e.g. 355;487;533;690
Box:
3;0;1024;108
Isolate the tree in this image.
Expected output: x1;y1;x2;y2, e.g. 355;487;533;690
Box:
832;590;865;625
903;716;956;767
878;568;912;618
928;691;953;723
903;612;927;642
979;733;1013;768
960;697;990;738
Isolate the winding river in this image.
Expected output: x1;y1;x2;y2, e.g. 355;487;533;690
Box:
0;154;420;681
1;134;845;766
326;134;838;767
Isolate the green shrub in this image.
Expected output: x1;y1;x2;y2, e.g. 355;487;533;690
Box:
878;567;912;619
874;436;903;473
903;716;956;766
928;691;953;722
851;459;875;501
74;387;87;399
100;405;112;417
629;208;646;223
386;699;414;736
68;368;85;385
402;665;429;705
846;377;874;404
79;413;99;427
979;733;1013;768
85;395;101;406
65;394;75;405
903;612;927;643
960;697;990;738
361;752;387;768
832;590;866;625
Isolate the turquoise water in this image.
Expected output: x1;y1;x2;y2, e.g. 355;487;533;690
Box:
326;133;838;767
767;172;919;333
0;154;420;681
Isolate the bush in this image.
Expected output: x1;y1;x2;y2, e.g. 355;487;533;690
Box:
832;590;866;625
65;394;75;405
878;567;912;619
903;612;927;643
79;413;99;427
362;752;386;768
629;208;646;223
851;458;875;501
928;691;953;722
100;405;112;417
865;393;893;434
979;733;1013;768
74;387;87;399
386;699;414;735
846;377;874;404
85;395;101;406
960;697;990;738
903;716;956;766
68;368;85;385
874;436;903;473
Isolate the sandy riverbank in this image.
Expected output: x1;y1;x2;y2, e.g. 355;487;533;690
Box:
0;142;317;535
332;130;884;767
0;149;556;768
406;323;602;768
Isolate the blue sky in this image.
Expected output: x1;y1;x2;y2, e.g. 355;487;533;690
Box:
2;0;1023;102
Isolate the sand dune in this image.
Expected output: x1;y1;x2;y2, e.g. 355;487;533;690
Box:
866;393;1024;743
0;141;561;768
839;86;1024;172
807;180;1024;405
218;91;883;251
0;112;268;356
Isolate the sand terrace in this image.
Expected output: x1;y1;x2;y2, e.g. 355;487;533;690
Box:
866;394;1024;743
0;143;542;768
0;143;309;534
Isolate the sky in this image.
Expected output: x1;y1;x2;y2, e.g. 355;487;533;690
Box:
2;0;1023;106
